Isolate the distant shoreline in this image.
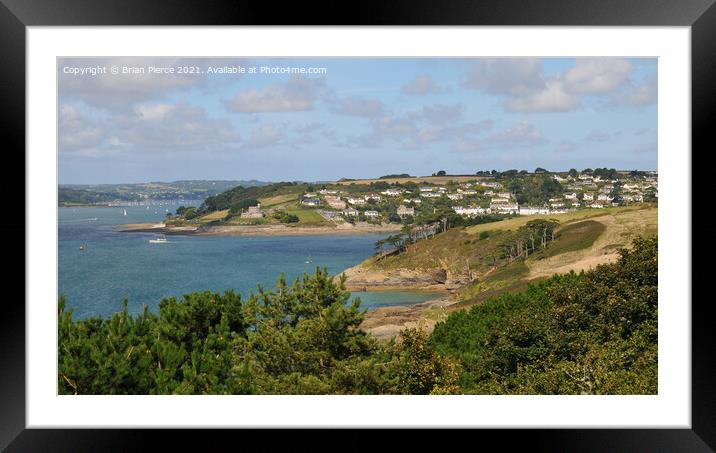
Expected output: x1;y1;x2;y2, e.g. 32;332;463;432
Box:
116;222;402;237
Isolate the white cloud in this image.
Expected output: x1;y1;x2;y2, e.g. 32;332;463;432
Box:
330;97;385;117
487;122;547;148
375;115;417;135
244;124;285;148
464;58;545;96
59;105;105;151
612;77;658;107
402;75;441;95
464;58;651;113
224;75;324;113
419;103;464;124
453;122;546;152
564;58;633;95
135;103;176;120
505;79;581;113
59;102;241;155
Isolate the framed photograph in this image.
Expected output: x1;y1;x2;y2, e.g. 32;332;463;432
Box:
4;0;712;449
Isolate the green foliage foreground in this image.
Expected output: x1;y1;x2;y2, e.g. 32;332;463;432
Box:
431;236;657;394
59;270;457;395
59;237;657;395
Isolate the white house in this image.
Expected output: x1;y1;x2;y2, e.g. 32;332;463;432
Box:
453;206;490;216
564;192;578;200
302;198;321;207
241;203;265;218
343;208;359;216
590;203;605;209
347;197;366;206
364;210;381;218
397;205;415;217
447;193;463;201
491;202;519;214
597;194;612;202
381;189;403;196
583;193;594;201
420;192;442;198
519;206;550;216
419;187;434;192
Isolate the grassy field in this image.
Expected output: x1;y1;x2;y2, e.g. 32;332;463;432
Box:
452;260;531;309
198;209;229;222
535;220;606;260
258;193;299;207
452;221;605;309
367;227;503;277
284;208;333;227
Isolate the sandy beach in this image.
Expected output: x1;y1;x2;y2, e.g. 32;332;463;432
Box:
116;222;402;237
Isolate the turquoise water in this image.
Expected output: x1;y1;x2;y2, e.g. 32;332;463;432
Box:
59;204;442;319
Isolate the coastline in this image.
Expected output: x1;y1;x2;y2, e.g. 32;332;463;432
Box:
116;222;403;237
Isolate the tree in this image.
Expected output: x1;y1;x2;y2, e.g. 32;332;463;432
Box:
374;238;388;254
568;168;579;178
390;328;459;394
535;167;548;174
183;207;199;220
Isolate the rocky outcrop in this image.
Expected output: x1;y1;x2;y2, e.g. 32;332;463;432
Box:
340;265;448;290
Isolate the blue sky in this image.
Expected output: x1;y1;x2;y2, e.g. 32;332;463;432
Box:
58;57;657;184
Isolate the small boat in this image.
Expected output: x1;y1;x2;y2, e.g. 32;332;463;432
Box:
149;235;168;244
123;209;127;216
305;255;312;264
79;245;85;251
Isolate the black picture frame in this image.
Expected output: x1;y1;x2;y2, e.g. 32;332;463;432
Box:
2;0;711;450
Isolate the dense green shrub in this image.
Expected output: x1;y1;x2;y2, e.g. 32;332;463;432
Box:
431;236;658;394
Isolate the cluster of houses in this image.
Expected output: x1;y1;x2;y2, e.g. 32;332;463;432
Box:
235;171;656;223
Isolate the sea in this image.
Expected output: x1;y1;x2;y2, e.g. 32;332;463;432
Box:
58;203;442;319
